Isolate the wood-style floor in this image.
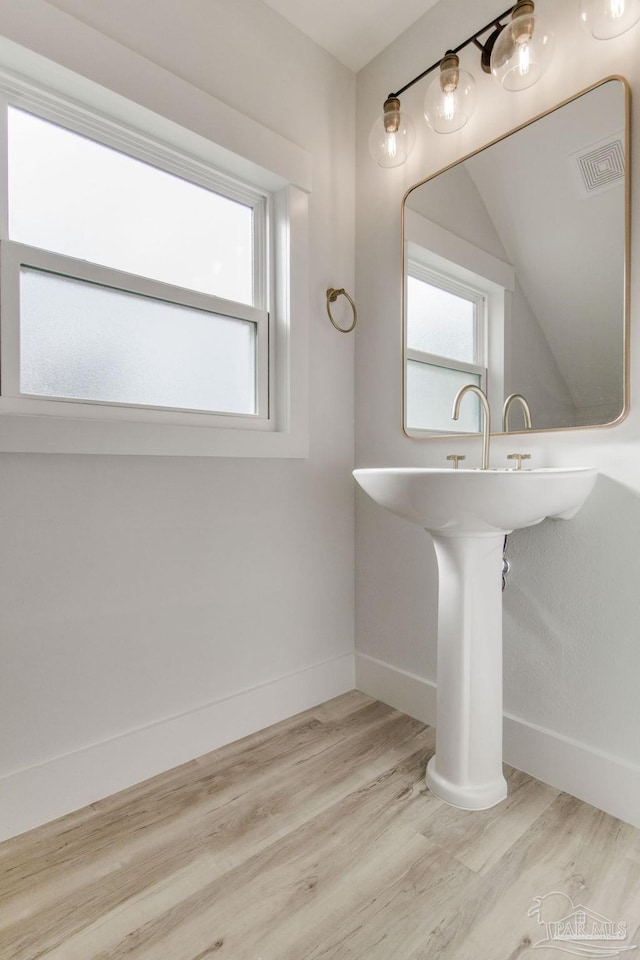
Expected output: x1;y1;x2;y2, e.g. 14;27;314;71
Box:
1;691;639;960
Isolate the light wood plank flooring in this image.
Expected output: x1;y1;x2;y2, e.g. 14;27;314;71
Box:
1;691;639;960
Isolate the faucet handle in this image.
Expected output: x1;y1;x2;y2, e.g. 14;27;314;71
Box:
507;453;531;471
446;455;466;470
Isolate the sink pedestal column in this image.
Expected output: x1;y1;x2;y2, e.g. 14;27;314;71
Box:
425;532;508;810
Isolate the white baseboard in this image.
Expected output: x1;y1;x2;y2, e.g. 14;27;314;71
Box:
355;651;437;726
355;651;640;828
0;652;355;841
502;713;640;829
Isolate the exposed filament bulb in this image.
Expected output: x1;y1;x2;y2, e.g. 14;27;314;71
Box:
443;91;456;122
384;132;397;160
516;38;532;75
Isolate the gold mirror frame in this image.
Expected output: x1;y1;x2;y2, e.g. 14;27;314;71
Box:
402;76;631;439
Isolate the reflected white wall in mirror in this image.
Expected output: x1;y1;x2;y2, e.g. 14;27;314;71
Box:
403;77;629;438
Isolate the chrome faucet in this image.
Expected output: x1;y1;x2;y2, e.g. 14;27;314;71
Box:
452;384;491;470
502;393;532;432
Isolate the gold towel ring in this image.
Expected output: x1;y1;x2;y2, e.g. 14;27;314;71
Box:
326;288;357;333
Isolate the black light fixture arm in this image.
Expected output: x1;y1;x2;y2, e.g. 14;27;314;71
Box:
386;4;517;101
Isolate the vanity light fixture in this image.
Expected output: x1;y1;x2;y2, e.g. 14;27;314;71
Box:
368;96;416;168
490;1;555;91
424;52;476;134
579;0;640;38
369;1;555;167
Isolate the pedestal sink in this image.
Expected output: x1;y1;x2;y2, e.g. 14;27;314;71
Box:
354;466;597;810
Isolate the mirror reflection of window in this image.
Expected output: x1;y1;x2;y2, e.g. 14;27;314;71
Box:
405;265;486;433
402;78;628;438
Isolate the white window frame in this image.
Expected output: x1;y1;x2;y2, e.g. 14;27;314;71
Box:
0;45;311;457
406;261;487;381
2;245;270;426
403;210;514;439
406;262;487;436
1;88;272;428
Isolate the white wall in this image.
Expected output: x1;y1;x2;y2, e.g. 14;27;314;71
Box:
355;0;640;826
508;280;577;429
0;0;356;838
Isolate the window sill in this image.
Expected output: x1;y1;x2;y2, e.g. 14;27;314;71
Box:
0;404;309;458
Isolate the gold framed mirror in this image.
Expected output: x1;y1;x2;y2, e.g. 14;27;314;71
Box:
402;77;630;438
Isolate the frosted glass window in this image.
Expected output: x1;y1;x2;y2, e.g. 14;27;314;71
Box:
407;275;476;362
8;108;255;305
407;361;481;433
20;269;256;415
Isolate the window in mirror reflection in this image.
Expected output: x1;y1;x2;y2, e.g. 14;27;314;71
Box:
406;264;486;433
407;271;478;362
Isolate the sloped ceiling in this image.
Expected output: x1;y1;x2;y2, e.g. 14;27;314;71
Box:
260;0;442;71
465;81;625;411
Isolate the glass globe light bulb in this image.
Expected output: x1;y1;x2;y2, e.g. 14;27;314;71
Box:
368;97;416;168
491;2;555;91
424;53;476;134
579;0;640;38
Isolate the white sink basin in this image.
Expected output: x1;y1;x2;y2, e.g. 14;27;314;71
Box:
354;464;597;811
353;466;597;535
